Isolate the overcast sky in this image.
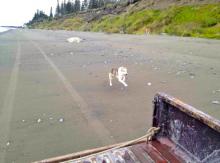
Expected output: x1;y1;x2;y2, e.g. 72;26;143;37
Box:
0;0;57;26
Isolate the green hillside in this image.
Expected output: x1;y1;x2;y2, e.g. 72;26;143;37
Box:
30;3;220;39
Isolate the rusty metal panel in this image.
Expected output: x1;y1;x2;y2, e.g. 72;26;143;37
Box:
153;93;220;162
63;147;153;163
131;143;165;163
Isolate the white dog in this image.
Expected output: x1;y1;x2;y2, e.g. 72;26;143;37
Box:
67;37;82;43
109;66;128;87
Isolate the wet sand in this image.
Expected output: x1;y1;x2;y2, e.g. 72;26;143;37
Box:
0;29;220;162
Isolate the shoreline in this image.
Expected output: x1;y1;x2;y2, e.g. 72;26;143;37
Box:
0;27;14;35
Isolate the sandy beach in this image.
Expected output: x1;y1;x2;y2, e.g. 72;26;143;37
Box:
0;29;220;162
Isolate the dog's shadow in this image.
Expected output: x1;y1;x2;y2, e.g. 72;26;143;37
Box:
102;79;128;93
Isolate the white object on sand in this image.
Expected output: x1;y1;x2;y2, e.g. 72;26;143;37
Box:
147;82;152;86
160;81;167;84
6;141;10;146
212;100;220;105
67;37;82;43
213;89;220;94
59;118;64;122
37;118;42;123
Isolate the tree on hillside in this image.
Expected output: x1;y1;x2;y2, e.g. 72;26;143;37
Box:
60;2;65;15
74;0;81;12
81;3;85;11
49;7;53;20
64;0;67;14
98;0;105;8
81;0;88;11
55;0;61;17
89;0;98;9
27;10;49;25
66;0;73;14
54;0;120;16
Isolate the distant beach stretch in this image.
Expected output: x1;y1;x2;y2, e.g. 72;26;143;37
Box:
0;27;11;33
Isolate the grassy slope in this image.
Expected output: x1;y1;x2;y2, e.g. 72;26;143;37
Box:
32;3;220;39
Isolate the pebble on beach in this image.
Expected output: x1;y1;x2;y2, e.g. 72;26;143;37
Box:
212;100;220;105
37;118;42;123
6;141;10;146
213;90;220;94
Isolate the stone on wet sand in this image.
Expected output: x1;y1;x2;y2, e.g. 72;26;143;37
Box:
37;118;42;123
59;118;64;122
212;100;220;105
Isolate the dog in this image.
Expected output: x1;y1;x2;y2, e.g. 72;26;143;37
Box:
145;28;151;35
67;37;82;43
109;66;128;87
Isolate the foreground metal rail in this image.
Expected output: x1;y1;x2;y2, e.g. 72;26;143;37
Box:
35;93;220;163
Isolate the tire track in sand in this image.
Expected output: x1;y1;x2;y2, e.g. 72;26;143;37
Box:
31;41;115;145
0;40;21;162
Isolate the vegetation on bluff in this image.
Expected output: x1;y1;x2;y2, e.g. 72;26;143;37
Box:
28;1;220;39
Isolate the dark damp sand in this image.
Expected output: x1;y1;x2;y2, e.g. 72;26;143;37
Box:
0;29;219;162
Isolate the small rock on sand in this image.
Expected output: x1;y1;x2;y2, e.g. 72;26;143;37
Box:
160;81;167;84
6;141;10;146
147;82;152;86
59;118;64;122
212;100;220;105
153;67;160;70
37;118;42;123
214;90;220;93
176;71;181;75
189;73;196;79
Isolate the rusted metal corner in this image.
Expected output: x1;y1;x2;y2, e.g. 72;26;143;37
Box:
154;92;220;133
